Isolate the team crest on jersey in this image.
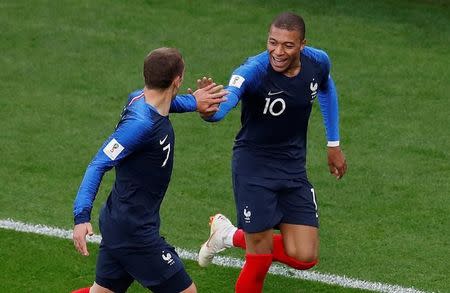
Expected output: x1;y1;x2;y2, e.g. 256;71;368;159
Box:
103;138;124;160
162;251;175;266
243;206;252;223
229;75;245;88
310;79;318;103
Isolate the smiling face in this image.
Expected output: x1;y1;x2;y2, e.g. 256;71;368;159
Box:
267;25;306;77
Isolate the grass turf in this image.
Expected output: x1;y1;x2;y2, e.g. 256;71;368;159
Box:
0;0;449;292
0;229;368;292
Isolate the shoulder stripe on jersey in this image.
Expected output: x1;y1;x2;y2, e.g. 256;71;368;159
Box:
128;93;144;106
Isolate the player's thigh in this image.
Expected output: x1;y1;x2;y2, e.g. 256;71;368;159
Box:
278;177;319;261
279;177;319;228
279;224;319;261
120;243;193;292
95;245;134;293
232;173;283;233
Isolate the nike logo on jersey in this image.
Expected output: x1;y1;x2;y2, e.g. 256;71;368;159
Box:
268;90;284;96
159;134;168;145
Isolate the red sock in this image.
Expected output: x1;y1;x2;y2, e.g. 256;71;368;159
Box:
71;287;90;293
232;229;246;249
232;229;317;270
235;254;272;293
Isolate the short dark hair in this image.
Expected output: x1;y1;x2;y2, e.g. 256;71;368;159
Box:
270;12;306;39
143;47;184;89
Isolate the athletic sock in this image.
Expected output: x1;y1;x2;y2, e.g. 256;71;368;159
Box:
232;228;246;249
71;287;90;293
235;253;272;293
232;229;317;270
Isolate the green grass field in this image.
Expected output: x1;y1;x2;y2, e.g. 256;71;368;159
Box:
1;0;449;292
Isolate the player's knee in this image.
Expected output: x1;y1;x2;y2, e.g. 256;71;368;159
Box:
285;246;317;264
293;258;318;270
250;234;268;246
246;232;273;254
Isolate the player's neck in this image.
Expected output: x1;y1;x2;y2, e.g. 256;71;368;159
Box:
283;59;301;77
143;87;174;116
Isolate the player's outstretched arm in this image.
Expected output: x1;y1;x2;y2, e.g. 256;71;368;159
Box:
170;77;227;114
203;54;265;122
188;76;230;119
193;82;228;117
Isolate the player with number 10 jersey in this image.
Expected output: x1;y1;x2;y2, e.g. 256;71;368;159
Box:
198;12;347;293
213;47;340;180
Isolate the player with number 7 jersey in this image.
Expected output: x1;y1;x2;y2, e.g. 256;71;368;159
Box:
76;89;177;249
72;48;227;293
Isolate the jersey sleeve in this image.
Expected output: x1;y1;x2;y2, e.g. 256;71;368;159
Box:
72;119;152;225
170;94;197;113
205;54;266;122
318;75;340;146
312;48;340;146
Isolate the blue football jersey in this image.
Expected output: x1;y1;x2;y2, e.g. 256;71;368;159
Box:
207;46;340;178
73;90;196;248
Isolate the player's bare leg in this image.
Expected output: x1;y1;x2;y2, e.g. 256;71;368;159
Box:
279;223;319;262
199;214;318;269
88;282;114;293
244;229;273;254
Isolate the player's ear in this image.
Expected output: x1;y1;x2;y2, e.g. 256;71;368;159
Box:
300;38;307;50
173;75;183;89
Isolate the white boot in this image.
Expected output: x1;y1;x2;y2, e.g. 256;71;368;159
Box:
198;214;237;267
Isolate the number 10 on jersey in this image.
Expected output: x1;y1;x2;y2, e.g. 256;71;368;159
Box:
263;97;286;116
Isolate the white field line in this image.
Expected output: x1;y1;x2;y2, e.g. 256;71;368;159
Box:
0;218;430;293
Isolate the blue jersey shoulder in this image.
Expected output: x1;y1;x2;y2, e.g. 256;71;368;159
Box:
128;89;143;102
246;51;270;68
242;51;269;76
302;46;331;74
125;90;157;126
230;51;269;92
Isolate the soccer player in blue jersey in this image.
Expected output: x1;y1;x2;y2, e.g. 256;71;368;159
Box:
197;12;347;292
71;47;227;293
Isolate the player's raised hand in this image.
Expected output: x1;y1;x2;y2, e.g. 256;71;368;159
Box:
193;82;228;117
187;76;214;94
327;146;347;179
197;76;214;89
73;222;94;256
